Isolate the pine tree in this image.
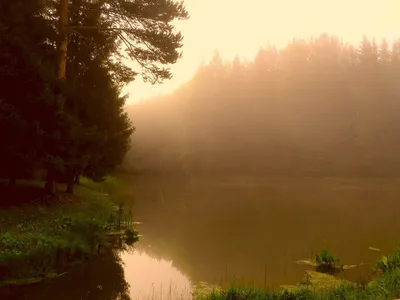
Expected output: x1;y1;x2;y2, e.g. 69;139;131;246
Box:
0;0;58;187
44;0;188;193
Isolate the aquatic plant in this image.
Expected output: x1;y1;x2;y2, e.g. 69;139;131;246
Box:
296;249;347;274
124;228;139;246
315;249;342;273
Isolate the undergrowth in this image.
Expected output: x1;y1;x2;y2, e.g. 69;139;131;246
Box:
374;252;400;273
0;177;138;284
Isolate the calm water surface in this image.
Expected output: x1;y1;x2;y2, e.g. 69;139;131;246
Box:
4;175;400;299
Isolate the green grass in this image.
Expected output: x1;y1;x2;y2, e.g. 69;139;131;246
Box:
374;252;400;273
195;249;400;300
198;267;400;300
197;249;400;300
0;177;138;285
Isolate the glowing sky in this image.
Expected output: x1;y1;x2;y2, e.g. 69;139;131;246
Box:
123;0;400;104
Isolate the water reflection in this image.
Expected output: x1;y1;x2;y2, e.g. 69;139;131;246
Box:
0;249;131;300
129;175;400;288
3;175;400;298
0;246;193;300
122;249;192;300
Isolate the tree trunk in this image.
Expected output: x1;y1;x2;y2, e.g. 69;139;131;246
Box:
45;170;56;195
66;176;74;194
45;178;56;195
74;174;81;185
57;0;69;110
46;0;68;195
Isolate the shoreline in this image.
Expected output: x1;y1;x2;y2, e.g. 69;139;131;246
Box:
0;177;138;287
196;253;400;300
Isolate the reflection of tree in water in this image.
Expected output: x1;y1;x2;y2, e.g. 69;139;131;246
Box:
132;175;370;287
0;249;131;300
133;239;194;281
130;175;198;281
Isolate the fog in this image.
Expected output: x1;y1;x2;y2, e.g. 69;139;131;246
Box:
5;1;400;298
124;35;400;177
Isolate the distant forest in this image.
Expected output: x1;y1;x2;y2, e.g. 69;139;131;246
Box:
125;35;400;177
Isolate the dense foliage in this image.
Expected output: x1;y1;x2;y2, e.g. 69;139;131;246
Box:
0;0;187;195
126;35;400;176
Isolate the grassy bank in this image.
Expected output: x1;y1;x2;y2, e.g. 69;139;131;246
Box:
0;177;137;286
196;252;400;300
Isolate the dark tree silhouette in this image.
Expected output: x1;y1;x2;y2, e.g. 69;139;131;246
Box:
0;0;188;196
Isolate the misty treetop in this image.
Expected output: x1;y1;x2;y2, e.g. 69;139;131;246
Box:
126;35;400;176
0;0;188;196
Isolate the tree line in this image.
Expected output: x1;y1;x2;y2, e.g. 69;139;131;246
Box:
126;34;400;177
0;0;188;194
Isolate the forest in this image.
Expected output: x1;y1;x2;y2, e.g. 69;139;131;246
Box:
5;1;400;299
126;35;400;177
0;0;187;195
0;0;188;292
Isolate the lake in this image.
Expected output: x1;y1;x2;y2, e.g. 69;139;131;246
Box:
4;175;400;299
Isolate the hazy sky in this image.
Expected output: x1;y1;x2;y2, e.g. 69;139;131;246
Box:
124;0;400;104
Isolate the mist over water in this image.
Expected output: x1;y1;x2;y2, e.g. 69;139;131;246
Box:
114;35;400;296
5;34;400;299
5;175;400;299
129;175;400;289
4;0;400;297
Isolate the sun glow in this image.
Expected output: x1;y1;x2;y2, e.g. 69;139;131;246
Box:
124;0;400;104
